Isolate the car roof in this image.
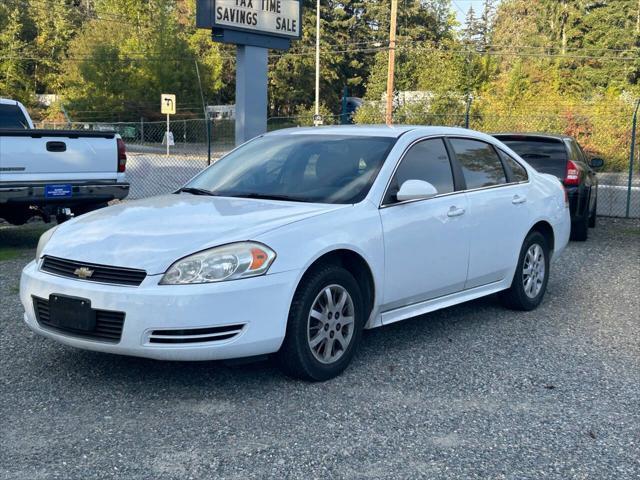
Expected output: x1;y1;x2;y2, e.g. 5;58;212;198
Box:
266;125;487;139
493;132;575;141
0;98;21;106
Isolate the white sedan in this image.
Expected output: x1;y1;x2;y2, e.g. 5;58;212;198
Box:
20;126;570;381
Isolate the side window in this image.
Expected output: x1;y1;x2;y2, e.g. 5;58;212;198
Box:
386;138;454;203
0;104;29;129
450;138;506;189
499;150;528;182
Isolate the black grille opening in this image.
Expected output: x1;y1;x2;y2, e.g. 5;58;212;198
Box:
150;333;238;344
33;296;125;343
149;324;244;344
41;256;146;286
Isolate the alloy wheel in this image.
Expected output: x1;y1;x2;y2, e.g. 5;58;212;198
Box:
523;243;545;298
307;284;355;364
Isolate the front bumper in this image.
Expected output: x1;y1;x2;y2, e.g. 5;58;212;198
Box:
20;260;299;361
0;182;130;205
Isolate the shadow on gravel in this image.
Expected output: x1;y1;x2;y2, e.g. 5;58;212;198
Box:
39;294;501;395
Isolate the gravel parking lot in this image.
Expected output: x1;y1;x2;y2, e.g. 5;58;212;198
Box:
1;218;638;479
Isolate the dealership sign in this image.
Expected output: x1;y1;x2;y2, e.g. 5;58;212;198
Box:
197;0;301;39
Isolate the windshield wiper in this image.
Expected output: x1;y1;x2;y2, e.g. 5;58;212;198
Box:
177;187;217;196
226;192;308;202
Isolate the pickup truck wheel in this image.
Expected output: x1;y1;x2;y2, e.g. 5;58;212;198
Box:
0;207;31;226
277;264;364;382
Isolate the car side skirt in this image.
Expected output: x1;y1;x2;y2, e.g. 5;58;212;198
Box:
367;279;510;328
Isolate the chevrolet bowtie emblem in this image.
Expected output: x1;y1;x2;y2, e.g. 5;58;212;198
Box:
73;267;94;279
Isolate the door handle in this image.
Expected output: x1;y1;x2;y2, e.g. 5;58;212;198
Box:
447;206;466;217
46;141;67;152
512;195;527;205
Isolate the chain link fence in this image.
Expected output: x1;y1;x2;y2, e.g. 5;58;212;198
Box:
37;110;639;218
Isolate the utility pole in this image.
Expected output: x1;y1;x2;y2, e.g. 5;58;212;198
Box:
385;0;398;126
314;0;321;125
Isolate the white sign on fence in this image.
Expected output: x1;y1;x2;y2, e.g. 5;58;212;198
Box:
162;131;175;147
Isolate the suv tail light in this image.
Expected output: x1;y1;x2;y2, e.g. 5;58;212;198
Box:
564;160;580;186
117;138;127;173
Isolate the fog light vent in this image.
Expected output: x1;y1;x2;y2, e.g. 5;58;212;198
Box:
148;324;245;344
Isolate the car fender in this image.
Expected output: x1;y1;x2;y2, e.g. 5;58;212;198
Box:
256;201;385;327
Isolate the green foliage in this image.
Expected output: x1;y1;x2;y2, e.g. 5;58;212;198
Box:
271;0;455;116
59;0;224;121
0;0;637;170
0;5;32;104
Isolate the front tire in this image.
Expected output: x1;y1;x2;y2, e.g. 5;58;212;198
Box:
277;264;364;381
500;231;550;311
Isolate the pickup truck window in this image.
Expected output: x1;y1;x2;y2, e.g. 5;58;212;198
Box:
0;104;30;129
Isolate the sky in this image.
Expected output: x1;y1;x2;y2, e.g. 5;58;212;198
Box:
450;0;489;26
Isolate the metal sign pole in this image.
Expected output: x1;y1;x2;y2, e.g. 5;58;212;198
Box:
235;45;268;145
166;113;170;157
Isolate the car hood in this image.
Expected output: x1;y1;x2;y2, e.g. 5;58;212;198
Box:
43;194;346;274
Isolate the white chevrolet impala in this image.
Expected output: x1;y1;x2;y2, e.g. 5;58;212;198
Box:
21;126;570;380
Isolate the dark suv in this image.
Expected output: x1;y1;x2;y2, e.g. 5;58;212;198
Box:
493;134;604;241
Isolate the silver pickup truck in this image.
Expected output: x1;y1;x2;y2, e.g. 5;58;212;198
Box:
0;98;130;225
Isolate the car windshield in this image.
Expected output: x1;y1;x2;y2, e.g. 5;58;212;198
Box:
185;134;396;204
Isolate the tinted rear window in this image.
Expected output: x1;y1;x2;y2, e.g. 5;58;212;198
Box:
496;136;567;178
0;103;29;129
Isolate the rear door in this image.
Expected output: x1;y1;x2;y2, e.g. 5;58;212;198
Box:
447;137;531;289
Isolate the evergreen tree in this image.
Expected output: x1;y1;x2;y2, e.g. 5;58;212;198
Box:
0;5;32;103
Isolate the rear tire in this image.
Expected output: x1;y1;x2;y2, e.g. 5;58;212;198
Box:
588;198;597;228
500;231;550;311
571;214;589;241
277;263;364;381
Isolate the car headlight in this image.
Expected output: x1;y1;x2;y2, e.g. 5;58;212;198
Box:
160;242;276;285
36;225;59;260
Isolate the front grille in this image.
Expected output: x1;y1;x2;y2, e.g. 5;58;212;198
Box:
41;256;146;286
149;324;245;344
33;296;125;343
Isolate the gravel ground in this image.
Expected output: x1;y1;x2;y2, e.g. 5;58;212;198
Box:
1;218;639;480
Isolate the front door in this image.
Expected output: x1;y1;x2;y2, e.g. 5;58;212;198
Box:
380;138;470;314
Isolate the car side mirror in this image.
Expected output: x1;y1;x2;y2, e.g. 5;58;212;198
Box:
396;180;438;202
589;157;604;169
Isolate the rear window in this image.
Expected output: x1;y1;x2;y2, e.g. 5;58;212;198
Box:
0;103;30;129
495;136;567;178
